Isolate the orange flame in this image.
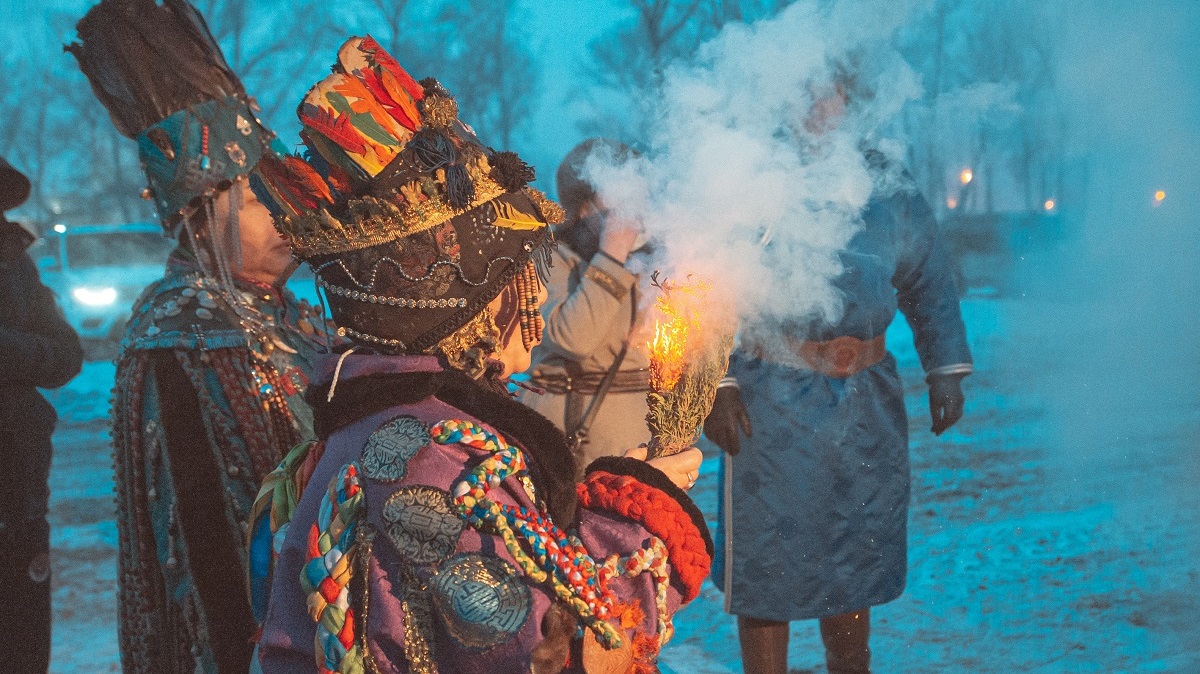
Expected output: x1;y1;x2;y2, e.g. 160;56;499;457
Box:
647;274;710;392
650;314;689;392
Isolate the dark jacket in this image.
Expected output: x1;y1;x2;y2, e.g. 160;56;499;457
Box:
0;218;83;524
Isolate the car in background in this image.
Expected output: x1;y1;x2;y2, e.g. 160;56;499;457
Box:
37;222;173;360
35;222;329;360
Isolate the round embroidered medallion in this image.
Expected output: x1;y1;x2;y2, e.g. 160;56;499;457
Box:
429;554;531;650
381;486;464;565
361;416;430;482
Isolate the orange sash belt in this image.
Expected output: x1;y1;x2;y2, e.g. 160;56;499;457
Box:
796;335;886;378
749;334;886;378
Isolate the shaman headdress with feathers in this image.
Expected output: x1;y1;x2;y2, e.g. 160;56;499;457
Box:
68;0;289;326
68;0;283;227
259;37;560;374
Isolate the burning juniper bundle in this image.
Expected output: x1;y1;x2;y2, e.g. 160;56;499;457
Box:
645;273;736;458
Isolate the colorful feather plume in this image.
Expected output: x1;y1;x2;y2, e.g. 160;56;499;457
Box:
299;104;367;156
359;35;425;102
256;154;333;217
324;163;354;195
328;76;406;147
359;66;421;132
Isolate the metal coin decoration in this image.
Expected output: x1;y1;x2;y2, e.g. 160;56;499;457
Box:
361;415;430;482
225;141;247;167
198;291;218;309
429;554;531;650
381;486;463;565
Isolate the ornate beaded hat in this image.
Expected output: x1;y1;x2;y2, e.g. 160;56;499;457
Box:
260;37;560;358
67;0;283;230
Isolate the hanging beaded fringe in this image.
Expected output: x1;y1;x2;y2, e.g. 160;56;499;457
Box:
515;261;544;352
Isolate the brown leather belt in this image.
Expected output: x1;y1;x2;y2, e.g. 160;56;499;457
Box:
530;368;651;395
749;334;886;378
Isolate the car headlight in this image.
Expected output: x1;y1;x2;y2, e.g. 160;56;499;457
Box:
73;286;118;306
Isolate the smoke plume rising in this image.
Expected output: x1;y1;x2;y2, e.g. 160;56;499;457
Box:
583;0;932;331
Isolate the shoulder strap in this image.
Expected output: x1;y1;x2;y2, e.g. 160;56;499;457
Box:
568;284;637;451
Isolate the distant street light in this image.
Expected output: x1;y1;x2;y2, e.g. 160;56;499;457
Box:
1044;199;1056;212
946;197;958;210
959;168;974;185
53;223;67;233
1154;190;1166;205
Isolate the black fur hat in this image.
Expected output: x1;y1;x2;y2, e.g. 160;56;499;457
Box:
0;157;31;213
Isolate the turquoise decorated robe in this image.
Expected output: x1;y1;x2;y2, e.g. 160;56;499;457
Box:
111;256;331;674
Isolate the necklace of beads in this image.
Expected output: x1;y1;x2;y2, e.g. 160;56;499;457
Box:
432;419;624;649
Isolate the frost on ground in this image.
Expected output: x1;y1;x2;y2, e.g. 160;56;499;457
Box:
44;299;1200;673
45;360;120;673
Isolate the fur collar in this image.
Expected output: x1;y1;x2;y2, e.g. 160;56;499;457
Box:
309;370;579;525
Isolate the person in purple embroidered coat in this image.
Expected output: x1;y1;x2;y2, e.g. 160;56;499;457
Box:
251;37;710;674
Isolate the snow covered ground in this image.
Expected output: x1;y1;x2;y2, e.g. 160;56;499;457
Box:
43;297;1200;672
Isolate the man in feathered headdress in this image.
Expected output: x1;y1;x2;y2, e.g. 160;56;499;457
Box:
67;1;334;671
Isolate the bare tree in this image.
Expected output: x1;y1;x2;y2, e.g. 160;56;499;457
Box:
194;0;341;128
364;0;417;60
2;1;348;228
582;0;705;140
337;0;453;84
1;14;148;229
582;0;793;140
704;0;791;29
899;0;1065;217
437;0;538;150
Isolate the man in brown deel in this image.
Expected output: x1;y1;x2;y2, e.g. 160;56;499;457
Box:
521;139;663;474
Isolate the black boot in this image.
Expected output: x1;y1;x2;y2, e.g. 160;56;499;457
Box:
819;609;870;674
738;615;790;674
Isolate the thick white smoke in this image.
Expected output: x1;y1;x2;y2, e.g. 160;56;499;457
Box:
582;0;931;331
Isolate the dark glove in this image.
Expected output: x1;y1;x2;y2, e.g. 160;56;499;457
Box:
928;373;967;435
703;385;752;456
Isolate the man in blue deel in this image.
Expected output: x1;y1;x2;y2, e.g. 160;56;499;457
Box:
704;73;973;674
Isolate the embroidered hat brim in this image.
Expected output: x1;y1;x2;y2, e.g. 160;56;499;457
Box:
262;36;562;353
137;96;281;225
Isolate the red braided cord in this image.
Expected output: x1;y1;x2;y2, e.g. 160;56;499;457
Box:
576;472;711;602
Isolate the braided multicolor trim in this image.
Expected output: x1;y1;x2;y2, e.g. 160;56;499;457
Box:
601;536;674;646
301;463;365;674
248;439;326;623
432;419;624;649
577;470;712;603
